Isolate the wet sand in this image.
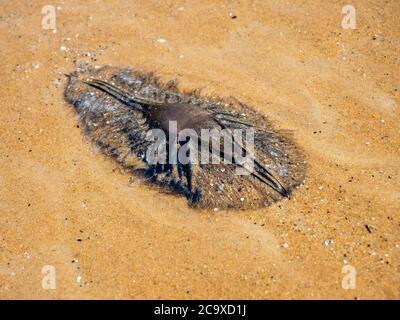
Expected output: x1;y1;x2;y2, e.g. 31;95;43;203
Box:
0;0;399;299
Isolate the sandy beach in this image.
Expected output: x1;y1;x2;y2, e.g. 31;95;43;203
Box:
0;0;399;299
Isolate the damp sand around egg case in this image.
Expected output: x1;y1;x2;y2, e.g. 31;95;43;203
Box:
64;65;306;209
